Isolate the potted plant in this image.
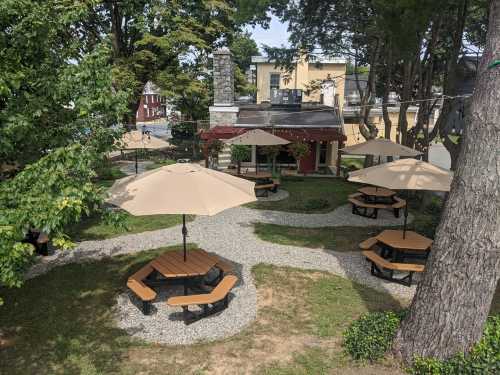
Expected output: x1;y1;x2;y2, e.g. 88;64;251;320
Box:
230;145;251;174
287;141;310;174
260;145;282;175
205;139;224;169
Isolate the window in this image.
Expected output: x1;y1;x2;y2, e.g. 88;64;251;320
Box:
145;95;148;104
319;142;328;165
270;73;280;91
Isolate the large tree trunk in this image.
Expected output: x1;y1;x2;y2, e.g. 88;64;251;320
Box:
393;0;500;364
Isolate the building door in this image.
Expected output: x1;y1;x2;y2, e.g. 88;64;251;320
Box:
299;142;317;173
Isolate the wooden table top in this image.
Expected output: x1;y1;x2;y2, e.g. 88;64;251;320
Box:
358;186;396;198
376;230;433;251
241;172;272;180
150;249;218;278
225;170;272;179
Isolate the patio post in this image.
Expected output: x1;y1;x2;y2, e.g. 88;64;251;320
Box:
182;214;188;261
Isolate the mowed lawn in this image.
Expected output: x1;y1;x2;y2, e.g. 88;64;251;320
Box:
246;177;360;213
1;246;411;375
67;213;189;241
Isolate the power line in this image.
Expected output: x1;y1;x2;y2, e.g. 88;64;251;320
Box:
144;93;470;125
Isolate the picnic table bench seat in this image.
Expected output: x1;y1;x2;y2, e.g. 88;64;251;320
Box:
348;197;388;218
391;197;406;217
363;250;424;286
359;237;378;250
255;183;276;197
127;264;157;315
348;192;363;199
167;275;238;324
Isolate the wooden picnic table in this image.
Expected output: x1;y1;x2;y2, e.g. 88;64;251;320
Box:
358;186;396;198
240;171;272;180
150;249;218;280
358;186;397;204
376;230;432;262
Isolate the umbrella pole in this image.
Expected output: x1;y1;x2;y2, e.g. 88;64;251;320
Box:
135;149;138;174
182;214;187;261
403;204;408;239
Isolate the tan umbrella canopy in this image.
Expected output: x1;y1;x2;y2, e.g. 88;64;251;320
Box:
117;130;173;174
341;138;422;157
224;129;290;146
348;158;452;237
107;163;257;260
225;129;290;172
348;158;452;191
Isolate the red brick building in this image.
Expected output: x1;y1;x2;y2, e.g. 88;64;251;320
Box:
136;82;167;122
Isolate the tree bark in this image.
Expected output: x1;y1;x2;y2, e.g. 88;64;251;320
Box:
393;0;500;364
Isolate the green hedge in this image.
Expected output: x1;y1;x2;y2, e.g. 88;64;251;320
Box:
412;315;500;375
343;311;500;374
343;311;404;361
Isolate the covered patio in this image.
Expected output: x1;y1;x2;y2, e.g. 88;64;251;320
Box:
200;126;346;175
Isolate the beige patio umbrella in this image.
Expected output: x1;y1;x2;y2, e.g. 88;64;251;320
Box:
117;130;173;174
348;158;452;237
107;163;257;260
341;138;422;158
224;129;290;172
224;129;290;146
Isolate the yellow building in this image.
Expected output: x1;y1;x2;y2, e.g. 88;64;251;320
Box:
251;56;347;105
251;56;422;148
343;107;420;146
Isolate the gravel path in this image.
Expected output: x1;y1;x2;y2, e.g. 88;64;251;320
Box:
27;204;415;345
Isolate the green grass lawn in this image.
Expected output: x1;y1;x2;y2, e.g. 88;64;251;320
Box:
254;223;390;252
341;156;365;170
67;213;188;241
254;193;443;251
246;176;360;213
0;246;410;375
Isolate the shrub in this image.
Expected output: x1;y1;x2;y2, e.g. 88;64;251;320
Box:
343;311;404;361
304;198;330;210
411;315;500;375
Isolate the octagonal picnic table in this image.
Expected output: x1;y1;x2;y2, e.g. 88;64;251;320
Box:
149;249;219;294
376;229;433;262
358;186;397;204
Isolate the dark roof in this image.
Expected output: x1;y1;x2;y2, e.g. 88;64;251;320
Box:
344;74;369;97
236;103;342;127
200;126;346;142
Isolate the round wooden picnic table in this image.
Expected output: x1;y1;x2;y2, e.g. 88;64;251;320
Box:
376;229;432;262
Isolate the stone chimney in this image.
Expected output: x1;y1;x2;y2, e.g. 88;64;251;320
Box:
209;48;239;127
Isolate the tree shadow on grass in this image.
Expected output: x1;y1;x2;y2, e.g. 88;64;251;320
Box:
0;245;193;375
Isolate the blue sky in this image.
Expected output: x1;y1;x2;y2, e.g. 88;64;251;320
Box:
245;15;290;53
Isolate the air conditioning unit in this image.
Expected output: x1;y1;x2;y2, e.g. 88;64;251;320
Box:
271;89;302;105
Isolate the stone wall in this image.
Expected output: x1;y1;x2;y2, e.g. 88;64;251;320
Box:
213;49;234;106
209;109;239;126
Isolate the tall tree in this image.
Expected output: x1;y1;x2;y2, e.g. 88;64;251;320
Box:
102;0;234;125
393;0;500;363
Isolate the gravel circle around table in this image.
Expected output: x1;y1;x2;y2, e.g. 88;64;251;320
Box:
26;203;417;345
115;265;257;345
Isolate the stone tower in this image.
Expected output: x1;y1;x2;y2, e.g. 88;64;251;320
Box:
209;48;239;127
